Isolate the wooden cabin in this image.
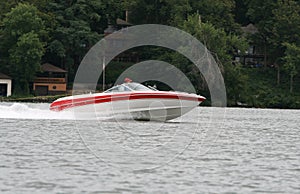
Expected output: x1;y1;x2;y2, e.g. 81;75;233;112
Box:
0;72;12;97
236;23;265;67
33;63;67;96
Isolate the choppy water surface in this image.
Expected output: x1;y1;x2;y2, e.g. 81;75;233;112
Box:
0;103;299;193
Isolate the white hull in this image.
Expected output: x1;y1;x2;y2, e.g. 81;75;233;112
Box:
70;98;200;121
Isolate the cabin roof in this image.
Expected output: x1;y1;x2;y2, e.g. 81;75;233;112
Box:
241;23;258;35
116;18;132;26
0;72;11;79
42;63;67;73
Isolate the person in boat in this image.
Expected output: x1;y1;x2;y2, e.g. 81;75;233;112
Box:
124;77;132;83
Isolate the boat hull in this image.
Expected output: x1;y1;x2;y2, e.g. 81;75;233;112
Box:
50;92;205;121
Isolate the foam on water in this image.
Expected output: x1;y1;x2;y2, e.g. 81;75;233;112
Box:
0;102;121;121
0;103;75;120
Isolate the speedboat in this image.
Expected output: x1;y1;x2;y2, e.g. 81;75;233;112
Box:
50;82;205;121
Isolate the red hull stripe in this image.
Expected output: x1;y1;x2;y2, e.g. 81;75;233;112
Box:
50;93;205;111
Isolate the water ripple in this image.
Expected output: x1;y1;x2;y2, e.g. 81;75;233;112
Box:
0;105;299;193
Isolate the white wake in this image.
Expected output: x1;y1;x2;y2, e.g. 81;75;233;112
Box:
0;103;75;120
0;103;120;121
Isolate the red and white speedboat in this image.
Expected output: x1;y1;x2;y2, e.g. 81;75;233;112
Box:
50;82;205;121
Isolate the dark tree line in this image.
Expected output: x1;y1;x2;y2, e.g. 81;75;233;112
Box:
0;0;299;107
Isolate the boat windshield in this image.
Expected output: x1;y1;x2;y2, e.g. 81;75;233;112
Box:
104;85;132;93
104;82;156;93
123;83;154;91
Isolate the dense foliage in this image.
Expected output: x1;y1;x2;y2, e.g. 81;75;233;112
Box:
0;0;299;108
1;3;46;95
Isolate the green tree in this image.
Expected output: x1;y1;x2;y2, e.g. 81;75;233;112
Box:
9;32;44;95
190;0;240;33
0;1;15;21
0;0;49;26
246;0;300;85
245;0;277;24
1;3;46;95
282;42;300;93
271;1;300;49
271;0;300;85
2;4;46;37
234;0;250;25
1;3;46;58
182;14;248;65
44;0;121;80
126;0;191;26
179;13;248;103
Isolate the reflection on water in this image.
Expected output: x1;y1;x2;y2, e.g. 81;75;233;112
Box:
0;103;299;193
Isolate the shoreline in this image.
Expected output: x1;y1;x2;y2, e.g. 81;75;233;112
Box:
0;95;67;103
0;95;299;109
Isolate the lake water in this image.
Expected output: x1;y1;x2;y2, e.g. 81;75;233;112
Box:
0;103;299;193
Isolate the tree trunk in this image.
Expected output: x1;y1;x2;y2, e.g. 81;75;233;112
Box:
264;43;267;69
277;65;280;85
290;74;293;93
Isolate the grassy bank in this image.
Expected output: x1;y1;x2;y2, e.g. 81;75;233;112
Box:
0;94;67;103
234;67;300;109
